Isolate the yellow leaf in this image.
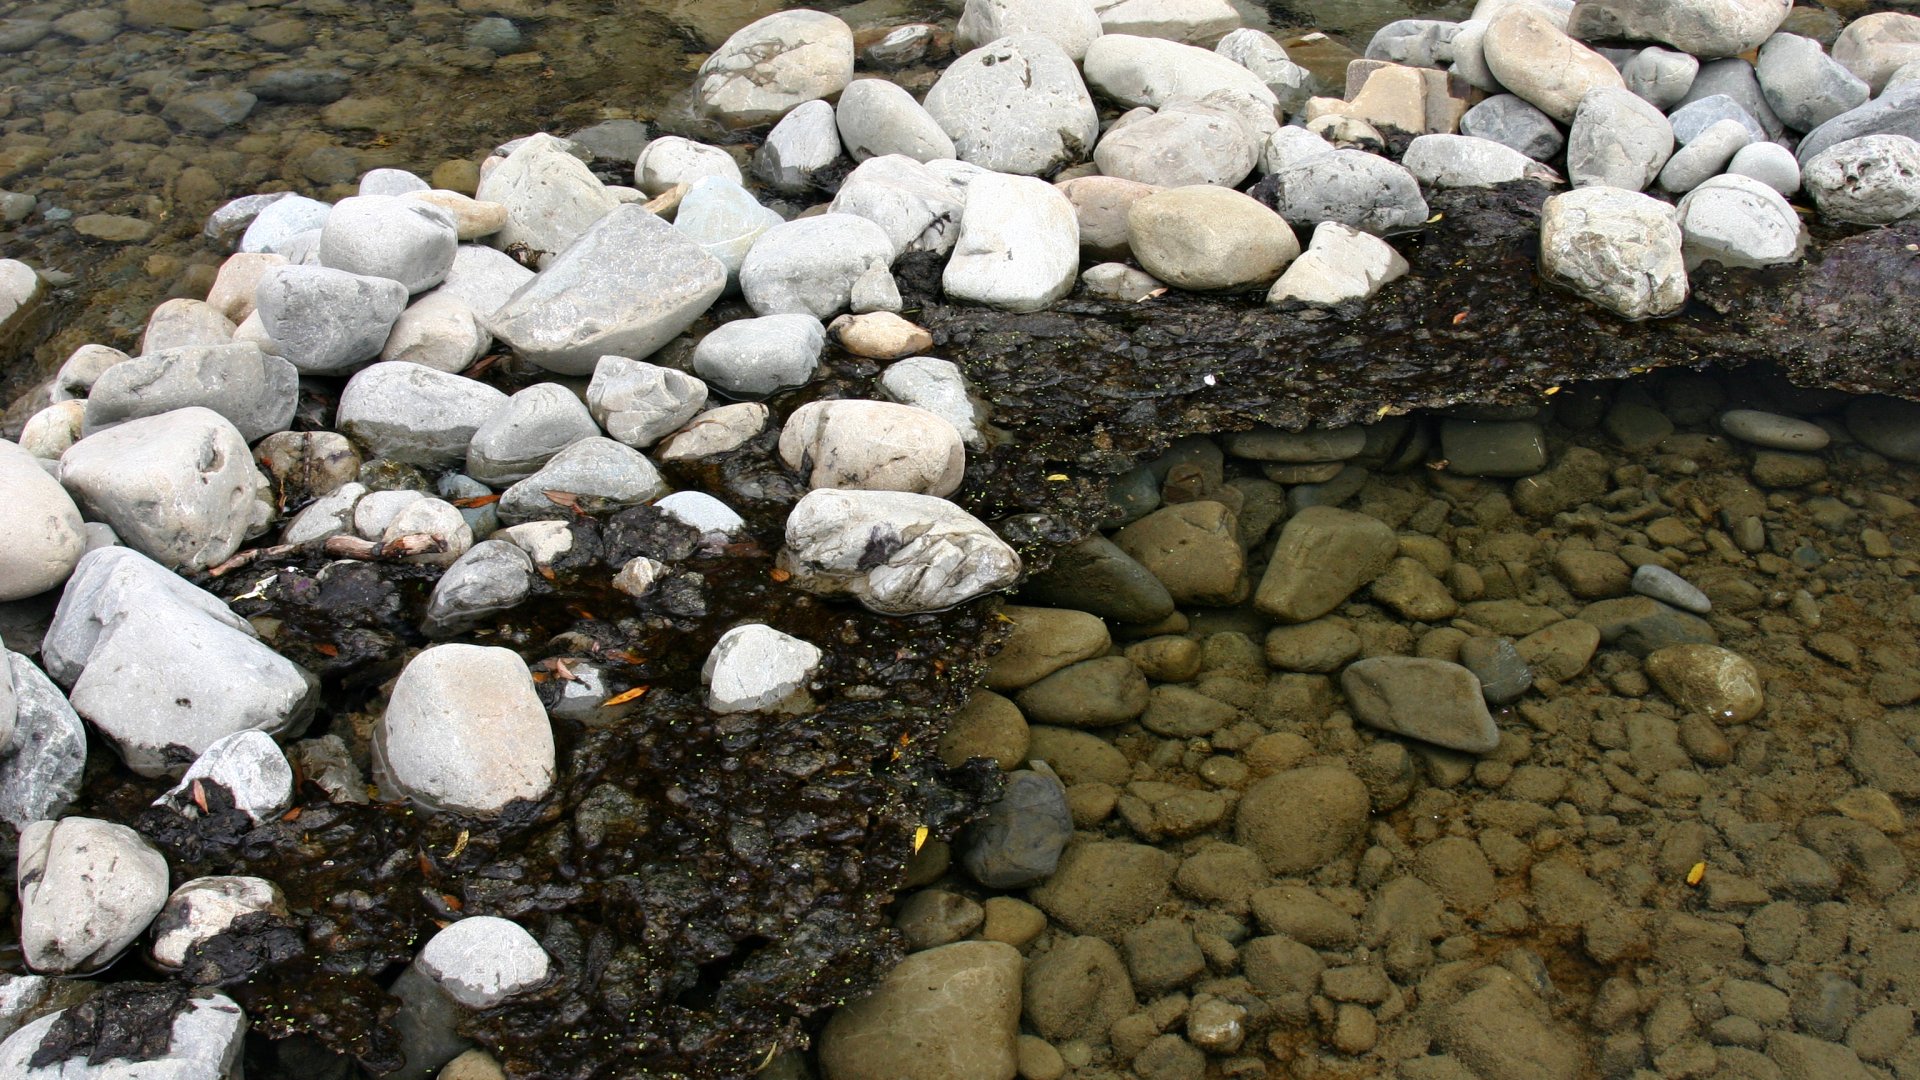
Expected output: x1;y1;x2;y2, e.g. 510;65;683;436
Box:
450;829;469;860
1544;386;1561;395
1046;473;1069;482
1426;212;1444;223
1686;861;1707;887
603;686;649;707
912;825;929;854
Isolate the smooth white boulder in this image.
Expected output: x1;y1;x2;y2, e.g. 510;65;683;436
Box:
1803;133;1920;225
837;79;956;163
417;916;552;1008
692;9;855;127
1083;34;1279;111
17;817;169;974
827;155;969;258
1482;5;1626;122
779;400;967;496
1;651;88;829
923;34;1101;175
466;383;600;486
671;176;784;286
319;194;460;294
1539;185;1687;319
941;173;1079;313
1675;173;1807;269
156;729;295;823
475;132;619;269
149;876;287;971
253;263;410;376
0;439;85;601
704;624;824;714
337;362;511;468
1564;0;1791;59
496;437;669;523
588;355;709;448
956;0;1104;61
691;313;827;399
374;644;555;815
635;136;745;197
1267;222;1410;307
739;214;895;319
779;489;1023;614
754;99;843;192
379;291;492;373
1566;87;1674;190
83;341;298;443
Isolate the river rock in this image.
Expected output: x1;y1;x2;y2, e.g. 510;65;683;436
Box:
1403;133;1552;186
84;342;297;443
319;195;459;294
1658;117;1752;192
149;876;286;971
1803;134;1920;225
1056;175;1158;260
754;99;843;192
1114;501;1245;605
418;916;550;1009
634;137;744;197
1255;506;1398;622
924;34;1100;175
51;343;132;402
338;362;510;467
691;313;826;398
1095;0;1239;43
830;312;932;360
1621;46;1699;110
1342;656;1500;752
1483;5;1626;122
1084;34;1278;111
1251;149;1428;235
465;383;599;486
375;643;554;814
17;816;169;973
437;244;534;320
1757;33;1869;133
1798;84;1920;164
1235;766;1370;874
58;408;273;572
0;993;246;1077
156;729;293;823
1093;98;1261;188
693;9;855;127
18;404;83;460
474;133;619;268
1459;94;1565;160
1644;643;1765;722
1630;564;1711;614
1832;11;1920;94
878;357;986;449
422;540;533;636
1368;18;1460;66
828;155;969;257
1677;58;1784;141
0;651;87;828
1675;173;1806;269
486;204;726;376
404;190;507;242
1728;141;1801;195
819;941;1023;1080
1565;0;1790;58
254;264;410;375
496;437;669;523
1126;185;1295;290
1539;186;1687;319
670;177;783;288
778;400;966;496
962;768;1072;888
586;356;707;448
0;440;84;601
740;214;894;318
140;298;235;355
943;173;1079;312
1566;87;1673;190
836;79;954;163
704;624;823;714
239;194;331;254
779;489;1021;614
657;403;770;461
1217;28;1312;111
1031;839;1176;934
379;291;491;373
1718;408;1828;451
958;0;1103;61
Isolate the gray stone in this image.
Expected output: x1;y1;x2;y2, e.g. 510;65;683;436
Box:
1803;134;1920;225
206;191;292;248
1669;92;1767;145
352;489;425;540
486;204;726;376
1342;656;1500;751
1659;117;1753;191
828;155;968;258
149;876;285;972
1260;124;1338;173
374;644;554;815
337;361;510;468
1676;173;1806;268
496;437;668;523
1567;87;1673;190
924;34;1099;175
1084;33;1279;111
1403;133;1554;186
1441;418;1547;476
422;540;533;637
587;356;707;448
1832;11;1920;94
162;89;256;134
17;816;169;973
1676;59;1784;141
1798;84;1920;164
657;402;770;460
418;916;550;1008
1254;149;1428;235
156;729;293;823
1368;19;1461;67
254;264;410;376
475;133;619;267
878;357;987;449
690;313;825;399
655;491;744;541
672;176;783;286
957;0;1105;61
140;298;236;355
59;408;273;573
1728;140;1802;194
778;399;966;496
379;291;491;373
319;195;459;294
1267;221;1409;306
465;383;598;486
943;173;1080;312
963;768;1073;888
1094;98;1261;188
1539;185;1686;318
1622;46;1699;110
239;194;331;255
1720;407;1828;450
740;214;894;319
1460;94;1566;161
1483;5;1627;122
84;342;297;444
1255;506;1397;622
0;651;86;829
360;168;430;196
836;79;954;163
704;624;823;714
753;99;842;193
1095;0;1241;44
435;244;534;321
1758;33;1870;132
0;440;84;602
1459;636;1533;704
1018;533;1175;624
1235;766;1371;874
634;136;743;196
779;489;1021;614
1565;0;1791;58
1216;28;1314;113
1631;564;1711;614
692;9;854;127
0;993;246;1078
51;343;132;403
1082;262;1165;301
383;498;471;567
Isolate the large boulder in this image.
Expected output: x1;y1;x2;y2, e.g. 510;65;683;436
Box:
253;263;410;376
1251;149;1428;235
1083;34;1279;110
828;155;970;257
836;79;955;163
779;489;1022;614
474;133;619;269
1482;5;1627;122
1564;0;1791;59
956;0;1104;61
0;439;84;601
740;214;895;318
83;341;298;443
778;399;966;496
16;818;168;973
1093;97;1261;188
1802;134;1920;226
1538;185;1687;319
942;173;1079;313
693;9;855;127
319;194;459;294
373;644;555;815
337;361;510;467
0;651;88;828
923;34;1100;175
1675;173;1807;269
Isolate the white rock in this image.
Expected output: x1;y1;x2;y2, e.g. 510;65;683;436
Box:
1482;5;1626;122
239;194;331;255
703;624;824;713
1092;0;1240;45
1127;184;1297;290
692;9;855;127
84;341;298;443
837;79;955;163
827;155;969;258
422;540;534;636
374;644;554;815
1403;133;1555;186
1657;116;1751;193
149;876;287;971
283;481;365;544
466;383;600;486
0;994;246;1078
956;0;1104;61
1539;185;1687;319
319;195;460;294
692;313;826;399
612;556;667;597
50;343;131;402
435;244;535;321
253;264;410;376
155;729;294;823
42;545;255;683
1621;46;1700;110
353;490;427;540
923;34;1101;175
1669;92;1767;144
1082;261;1166;301
204;252;287;324
0;439;84;601
1832;11;1920;95
383;497;473;566
1676;173;1806;269
1267;221;1411;307
779;489;1023;614
1803;133;1920;225
417;916;551;1008
753;99;843;192
656;491;745;538
206;190;292;246
657;402;771;460
588;355;709;448
1084;34;1279;111
672;176;784;285
1215;28;1314;113
486;204;727;376
740;214;895;318
1255;148;1429;235
1757;32;1870;133
337;361;511;468
496;437;670;523
1564;0;1791;59
1093;97;1261;188
850;263;904;313
140;298;236;356
1797;82;1920;164
379;291;491;373
361;167;430;196
1727;140;1801;195
59;407;273;572
493;520;574;568
779;399;966;496
635;136;746;198
475;133;619;269
1;651;88;830
1676;59;1784;141
1259;125;1338;173
1566;87;1673;190
18;402;84;459
942;173;1079;313
1367;18;1462;67
17;817;169;973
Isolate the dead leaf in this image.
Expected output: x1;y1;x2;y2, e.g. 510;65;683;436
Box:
452;494;500;508
603;686;649;707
